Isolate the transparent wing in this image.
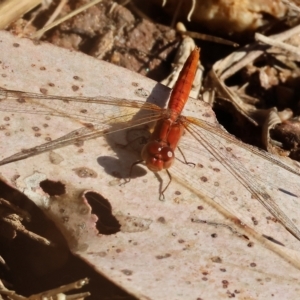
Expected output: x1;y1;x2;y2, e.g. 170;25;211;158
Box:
184;115;300;241
0;89;165;165
0;89;163;124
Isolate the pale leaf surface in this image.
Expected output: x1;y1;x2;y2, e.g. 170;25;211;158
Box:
1;30;300;299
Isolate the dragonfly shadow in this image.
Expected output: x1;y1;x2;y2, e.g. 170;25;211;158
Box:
97;155;147;179
97;82;171;181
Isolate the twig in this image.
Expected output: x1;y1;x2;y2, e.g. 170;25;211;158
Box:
0;197;31;221
34;0;68;39
221;23;300;80
0;278;90;300
255;32;300;58
32;0;104;38
2;215;51;246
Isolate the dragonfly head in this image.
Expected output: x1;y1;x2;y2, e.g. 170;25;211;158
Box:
141;141;175;172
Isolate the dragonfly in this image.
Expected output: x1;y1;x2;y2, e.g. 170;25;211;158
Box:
1;48;300;242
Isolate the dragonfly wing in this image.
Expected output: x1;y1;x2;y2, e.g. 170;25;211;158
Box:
186;116;300;176
0;89;163;125
0;125;103;166
0;90;165;165
182;117;300;241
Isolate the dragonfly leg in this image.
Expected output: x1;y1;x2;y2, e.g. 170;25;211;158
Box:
120;160;144;187
159;169;172;201
177;146;195;168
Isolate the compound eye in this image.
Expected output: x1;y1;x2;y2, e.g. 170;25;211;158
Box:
160;146;174;169
161;147;174;162
141;142;175;171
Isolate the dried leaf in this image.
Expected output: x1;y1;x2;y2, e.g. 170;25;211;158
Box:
1;30;300;299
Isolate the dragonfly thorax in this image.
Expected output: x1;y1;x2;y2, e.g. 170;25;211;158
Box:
141;141;175;172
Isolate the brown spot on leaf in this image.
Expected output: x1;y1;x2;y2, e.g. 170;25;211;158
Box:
73;75;83;81
121;269;132;276
74;140;84;147
157;216;166;224
72;85;79;91
49;151;64;165
156;253;171;259
40;88;48;95
200;176;208;182
251;216;258;225
13;43;20;47
211;256;222;263
17;98;25;103
73;167;98;178
134;87;149;98
203;112;212;118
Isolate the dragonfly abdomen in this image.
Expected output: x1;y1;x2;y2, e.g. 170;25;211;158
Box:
168;47;200;120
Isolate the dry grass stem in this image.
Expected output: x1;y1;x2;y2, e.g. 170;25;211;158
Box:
255;32;300;58
0;0;41;30
34;0;68;39
220;23;300;80
32;0;103;38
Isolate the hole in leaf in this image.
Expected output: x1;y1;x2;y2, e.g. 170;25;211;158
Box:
39;180;66;196
85;192;121;235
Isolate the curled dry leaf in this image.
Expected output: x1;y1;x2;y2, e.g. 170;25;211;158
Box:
0;277;90;299
208;52;259;125
1;31;300;299
261;107;294;153
209;24;300;162
150;0;287;33
161;36;203;99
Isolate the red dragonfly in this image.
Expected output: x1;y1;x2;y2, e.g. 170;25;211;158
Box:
0;48;300;242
